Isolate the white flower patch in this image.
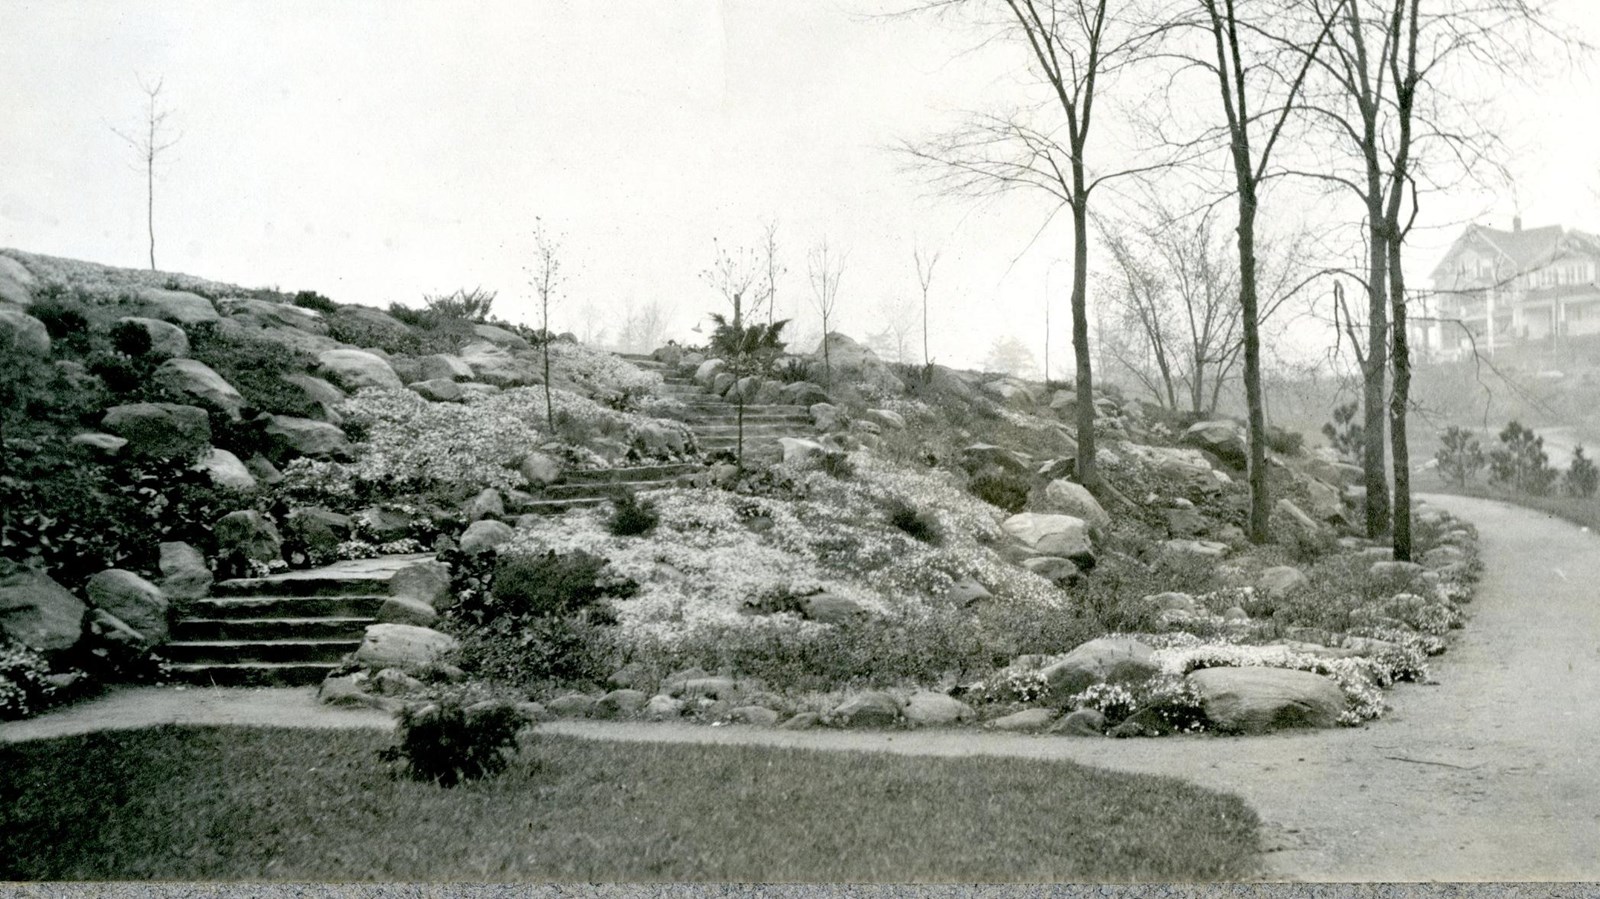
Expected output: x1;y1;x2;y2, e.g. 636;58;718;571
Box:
548;342;662;395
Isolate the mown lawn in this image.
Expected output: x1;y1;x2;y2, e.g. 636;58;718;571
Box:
0;725;1260;882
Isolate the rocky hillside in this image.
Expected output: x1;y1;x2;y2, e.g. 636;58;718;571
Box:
0;248;1480;737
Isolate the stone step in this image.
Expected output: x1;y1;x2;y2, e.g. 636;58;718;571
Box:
563;463;702;483
184;595;386;620
163;638;361;665
166;662;341;688
213;554;433;597
698;436;787;450
541;478;681;500
692;426;808;439
518;496;612;515
681;411;813;423
172;616;374;642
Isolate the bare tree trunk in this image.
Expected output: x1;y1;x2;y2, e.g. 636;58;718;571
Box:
1235;188;1270;543
1363;210;1391;536
1388;236;1412;560
146;145;156;271
1070;193;1099;492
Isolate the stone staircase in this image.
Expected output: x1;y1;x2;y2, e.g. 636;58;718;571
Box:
165;554;431;687
619;352;815;458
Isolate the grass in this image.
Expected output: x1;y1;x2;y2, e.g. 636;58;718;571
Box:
0;725;1260;882
1423;474;1600;530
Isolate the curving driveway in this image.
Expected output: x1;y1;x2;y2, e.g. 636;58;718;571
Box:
5;494;1598;881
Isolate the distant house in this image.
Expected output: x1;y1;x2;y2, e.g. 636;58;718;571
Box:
1418;218;1600;362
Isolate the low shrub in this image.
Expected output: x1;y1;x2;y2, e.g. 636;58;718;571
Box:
1321;400;1365;464
1564;445;1598;498
1265;426;1304;457
1435;426;1485;487
1487;420;1557;496
290;290;339;315
886;497;942;545
422;287;496;323
772;357;815;384
0;639;63;720
185;323;321;418
968;470;1030;514
607;492;660;537
817;451;856;480
379;698;527;787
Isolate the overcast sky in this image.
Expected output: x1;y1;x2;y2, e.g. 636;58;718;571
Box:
3;1;1596;372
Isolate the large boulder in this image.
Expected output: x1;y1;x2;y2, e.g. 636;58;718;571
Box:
1001;513;1093;567
214;510;283;564
282;375;346;422
0;308;50;355
799;592;869;625
101;403;211;458
0;255;35;306
902;691;976;727
158;541;213;601
0;569;87;653
410;378;463;403
283;507;351;562
961;443;1032;476
778;437;827;464
1040;637;1158;697
459;519;513;555
1257;565;1308;599
153;358;245;419
986;708;1058;732
354;623;459;676
459;341;541;387
265;415;352;459
693;358;726;387
134;288;219;325
1036;479;1110;529
1181;419;1249;469
317;348;402;391
85;570;169;644
1187;666;1345;734
194;447;258;491
780;381;830;407
811;333;904;393
390;560;452;609
827;691;901;728
116;317;189;359
419;354;474;382
474;323;529;349
519;452;563;488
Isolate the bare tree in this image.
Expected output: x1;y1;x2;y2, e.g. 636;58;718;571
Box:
1180;0;1337;542
618;297;674;353
1295;0;1564;557
1098;194;1311;417
112;75;180;271
701;238;763;331
902;0;1177;494
807;238;847;385
760;220;786;328
913;243;941;369
868;294;919;364
529;219;564;430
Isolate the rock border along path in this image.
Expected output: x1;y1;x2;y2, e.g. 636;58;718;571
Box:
6;494;1600;882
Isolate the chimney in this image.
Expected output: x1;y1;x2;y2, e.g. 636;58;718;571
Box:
1513;215;1523;233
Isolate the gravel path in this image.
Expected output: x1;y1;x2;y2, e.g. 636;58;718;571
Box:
5;493;1597;881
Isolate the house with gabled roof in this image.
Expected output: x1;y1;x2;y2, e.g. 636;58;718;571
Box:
1419;218;1600;362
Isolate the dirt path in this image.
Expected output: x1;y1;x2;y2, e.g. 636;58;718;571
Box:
4;494;1597;881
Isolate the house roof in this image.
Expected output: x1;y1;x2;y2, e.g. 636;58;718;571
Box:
1430;223;1600;284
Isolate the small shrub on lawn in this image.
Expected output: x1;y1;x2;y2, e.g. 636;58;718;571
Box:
379;698;527;787
886;497;943;545
1488;420;1557;496
607;492;660;537
1435;426;1485;486
1564;445;1598;498
968;470;1030;513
